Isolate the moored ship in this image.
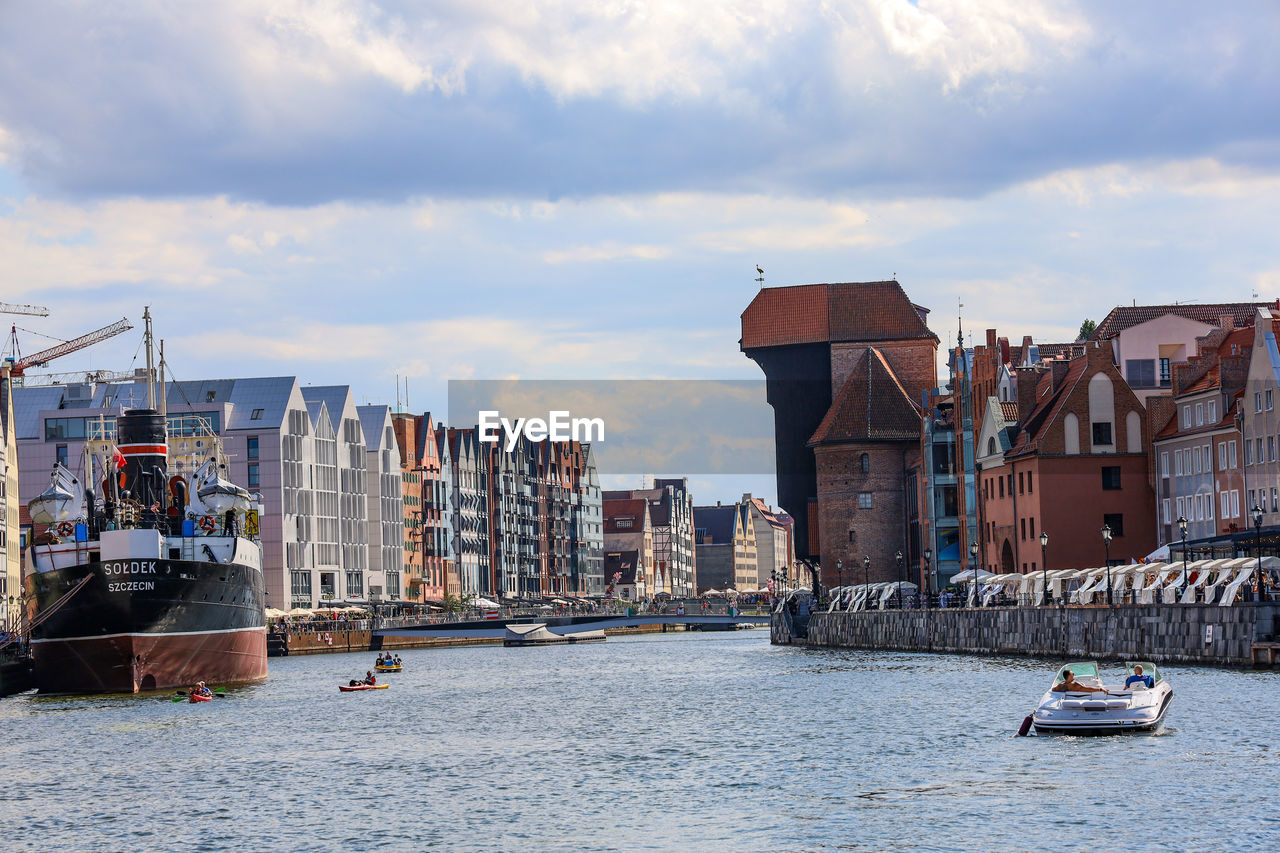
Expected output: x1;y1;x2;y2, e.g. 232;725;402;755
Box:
23;310;267;693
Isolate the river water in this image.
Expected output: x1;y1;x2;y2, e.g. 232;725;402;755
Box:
2;630;1278;851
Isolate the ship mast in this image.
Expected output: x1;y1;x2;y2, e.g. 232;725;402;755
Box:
143;306;155;410
158;339;167;417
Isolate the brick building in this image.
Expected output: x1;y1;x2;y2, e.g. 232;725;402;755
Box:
975;340;1157;572
741;281;937;589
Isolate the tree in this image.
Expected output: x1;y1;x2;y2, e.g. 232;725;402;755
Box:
1077;318;1097;341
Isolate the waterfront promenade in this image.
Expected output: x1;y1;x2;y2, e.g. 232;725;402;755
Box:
778;602;1280;666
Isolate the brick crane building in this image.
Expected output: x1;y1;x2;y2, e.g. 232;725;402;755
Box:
741;281;938;588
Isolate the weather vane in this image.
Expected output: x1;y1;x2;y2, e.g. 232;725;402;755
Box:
755;265;764;288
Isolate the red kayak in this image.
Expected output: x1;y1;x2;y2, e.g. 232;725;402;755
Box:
339;683;388;692
189;693;213;703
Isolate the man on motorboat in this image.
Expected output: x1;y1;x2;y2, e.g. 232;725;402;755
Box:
1051;669;1107;694
1125;664;1155;689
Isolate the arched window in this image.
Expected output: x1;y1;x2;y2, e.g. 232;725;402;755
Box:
987;437;996;456
860;453;870;474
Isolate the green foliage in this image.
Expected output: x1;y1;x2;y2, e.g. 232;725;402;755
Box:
1077;318;1097;341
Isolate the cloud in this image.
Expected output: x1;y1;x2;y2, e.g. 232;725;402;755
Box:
541;242;670;264
1;2;1277;204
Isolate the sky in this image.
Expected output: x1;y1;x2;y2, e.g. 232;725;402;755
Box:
2;1;1280;504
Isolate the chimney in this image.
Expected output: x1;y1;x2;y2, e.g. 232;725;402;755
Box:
1016;366;1041;419
1021;335;1035;366
1050;359;1071;392
716;500;722;507
986;328;997;348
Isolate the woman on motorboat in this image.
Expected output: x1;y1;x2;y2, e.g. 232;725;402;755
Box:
1051;669;1107;693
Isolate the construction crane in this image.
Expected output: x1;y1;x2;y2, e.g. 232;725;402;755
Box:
0;301;50;317
19;368;147;387
8;317;134;377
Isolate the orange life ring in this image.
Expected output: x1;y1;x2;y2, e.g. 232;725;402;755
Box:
198;515;215;533
56;521;75;538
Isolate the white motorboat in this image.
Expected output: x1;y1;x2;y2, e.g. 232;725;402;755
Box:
1028;661;1173;735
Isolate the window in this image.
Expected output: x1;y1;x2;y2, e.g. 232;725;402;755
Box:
1208;400;1217;422
1176;496;1185;520
1164;499;1172;524
1175;451;1183;476
1159;358;1171;386
1258;438;1265;464
1256;392;1263;413
1218;443;1227;472
1229;441;1238;468
1220;492;1229;520
1092;422;1113;446
1182;407;1192;429
999;477;1004;498
858;492;873;509
346;571;364;598
1027;472;1033;493
1248;489;1256;512
205;390;217;402
248;463;260;487
860;453;870;474
1270;436;1276;463
1269;389;1275;411
1273;487;1279;514
251;408;264;420
1161;452;1169;478
1030;517;1036;538
1103;513;1124;537
1193;446;1202;474
1206;493;1214;521
1018;472;1024;494
247;436;259;459
1125;359;1156;387
1101;466;1122;490
1246;441;1254;466
1232;490;1240;518
290;570;312;598
56;444;68;468
1196;403;1204;425
1020;518;1026;540
1195;494;1203;521
616;518;632;529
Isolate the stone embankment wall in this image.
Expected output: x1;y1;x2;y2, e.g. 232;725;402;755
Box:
777;604;1280;666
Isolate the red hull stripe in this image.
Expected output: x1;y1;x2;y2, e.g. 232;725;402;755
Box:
118;444;169;455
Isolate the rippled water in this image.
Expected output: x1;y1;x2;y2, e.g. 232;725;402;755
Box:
2;630;1279;851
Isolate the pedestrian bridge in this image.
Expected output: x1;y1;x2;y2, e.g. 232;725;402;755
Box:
374;613;770;640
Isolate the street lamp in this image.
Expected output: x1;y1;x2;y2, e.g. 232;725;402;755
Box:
895;550;904;609
1040;531;1049;606
923;548;933;607
836;559;843;591
969;541;979;607
1178;516;1189;598
862;555;870;588
1102;523;1113;606
1253;505;1265;602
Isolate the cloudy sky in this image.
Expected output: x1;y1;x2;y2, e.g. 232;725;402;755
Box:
2;1;1279;501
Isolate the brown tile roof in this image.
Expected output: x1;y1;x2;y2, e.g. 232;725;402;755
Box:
1007;358;1088;456
999;401;1019;423
1090;302;1274;341
741;281;938;350
807;347;921;445
1038;342;1085;361
603;499;647;534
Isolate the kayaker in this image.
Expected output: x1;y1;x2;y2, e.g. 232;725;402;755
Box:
193;681;212;698
363;671;376;686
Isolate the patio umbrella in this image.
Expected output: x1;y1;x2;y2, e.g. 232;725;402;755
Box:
949;568;996;584
265;608;288;619
287;607;313;617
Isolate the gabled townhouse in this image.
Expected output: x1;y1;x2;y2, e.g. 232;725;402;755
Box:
976;341;1156;572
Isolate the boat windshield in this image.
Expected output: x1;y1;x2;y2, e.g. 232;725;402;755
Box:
1126;661;1161;683
1052;662;1099;685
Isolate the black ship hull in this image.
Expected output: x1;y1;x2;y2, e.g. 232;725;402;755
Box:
25;556;267;694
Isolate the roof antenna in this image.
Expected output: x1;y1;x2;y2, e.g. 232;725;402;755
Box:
755;265;764;288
